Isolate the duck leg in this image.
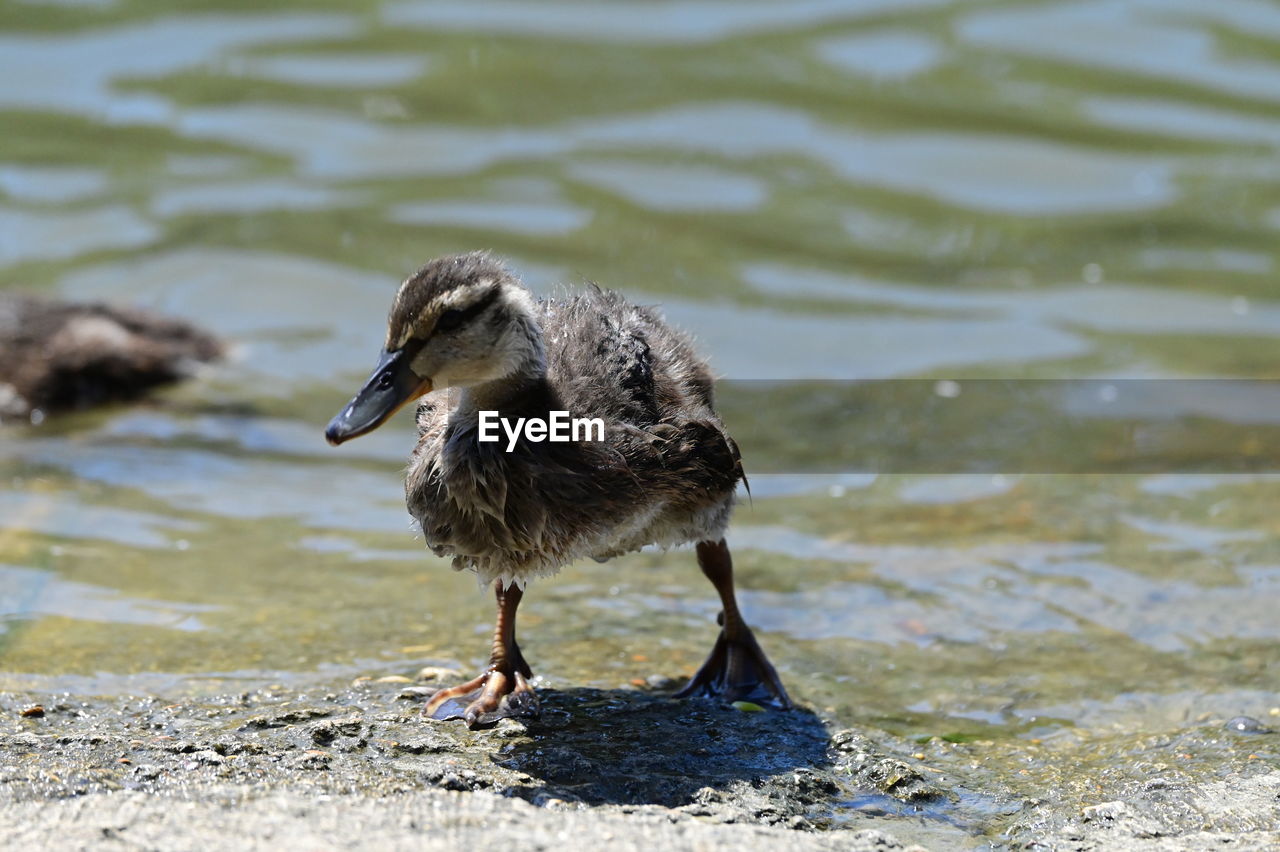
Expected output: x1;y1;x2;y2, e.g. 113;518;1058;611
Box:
424;580;539;727
675;539;791;709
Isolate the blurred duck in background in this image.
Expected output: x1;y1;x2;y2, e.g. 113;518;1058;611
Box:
0;295;222;423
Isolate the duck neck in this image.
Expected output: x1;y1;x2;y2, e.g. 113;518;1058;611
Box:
458;367;546;414
456;313;548;415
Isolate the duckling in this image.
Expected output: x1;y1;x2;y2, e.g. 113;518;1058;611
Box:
326;252;789;726
0;295;221;423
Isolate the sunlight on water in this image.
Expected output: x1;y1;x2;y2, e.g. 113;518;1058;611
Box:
1;0;1279;840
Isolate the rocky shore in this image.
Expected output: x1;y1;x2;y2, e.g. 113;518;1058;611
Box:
1;681;1276;850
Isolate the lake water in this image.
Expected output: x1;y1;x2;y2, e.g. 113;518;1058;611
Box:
2;0;1279;845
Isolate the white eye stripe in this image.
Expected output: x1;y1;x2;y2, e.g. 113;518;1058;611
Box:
438;279;496;313
432;286;500;329
387;278;502;350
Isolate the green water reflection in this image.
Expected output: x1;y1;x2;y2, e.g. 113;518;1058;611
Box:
2;0;1279;843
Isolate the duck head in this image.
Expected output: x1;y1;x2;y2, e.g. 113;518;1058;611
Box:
325;251;544;445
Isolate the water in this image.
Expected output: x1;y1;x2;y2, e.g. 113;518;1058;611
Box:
2;0;1280;844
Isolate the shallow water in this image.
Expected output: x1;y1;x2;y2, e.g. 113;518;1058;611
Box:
2;0;1280;845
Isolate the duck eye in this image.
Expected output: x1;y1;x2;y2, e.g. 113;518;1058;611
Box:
376;369;395;390
431;290;495;333
435;307;467;332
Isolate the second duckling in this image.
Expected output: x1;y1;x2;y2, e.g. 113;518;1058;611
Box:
0;295;221;423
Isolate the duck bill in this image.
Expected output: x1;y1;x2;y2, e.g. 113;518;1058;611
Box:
325;348;431;446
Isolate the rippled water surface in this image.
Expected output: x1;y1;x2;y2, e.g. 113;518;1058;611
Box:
3;0;1280;845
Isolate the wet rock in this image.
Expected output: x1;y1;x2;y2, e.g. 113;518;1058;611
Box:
491;718;530;739
1081;799;1130;823
241;707;331;730
1224;716;1272;734
290;750;331;771
782;768;840;800
133;764;161;781
645;674;680;690
220;740;267;757
56;734;116;747
528;746;596;784
423;768;487;792
829;729;877;757
416;666;463;682
1077;799;1167;840
385;732;452;756
1005;748;1280;851
0;684;1119;850
831;734;943;803
183;750;224;768
4;734;44;753
845;830;929;851
309;716;363;746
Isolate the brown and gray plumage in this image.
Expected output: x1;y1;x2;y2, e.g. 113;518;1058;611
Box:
326;252;790;726
0;295;221;422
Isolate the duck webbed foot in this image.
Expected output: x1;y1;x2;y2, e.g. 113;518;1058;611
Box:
674;618;790;708
423;581;541;728
424;664;538;727
674;539;792;710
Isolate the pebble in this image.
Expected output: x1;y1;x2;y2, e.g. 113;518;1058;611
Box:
1224;716;1272;734
1082;800;1129;822
416;667;463;683
189;749;224;766
290;750;331;770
